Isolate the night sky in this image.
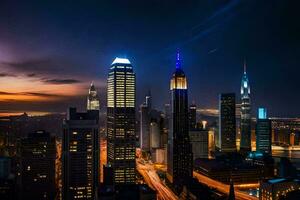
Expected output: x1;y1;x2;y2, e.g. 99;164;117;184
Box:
0;0;299;117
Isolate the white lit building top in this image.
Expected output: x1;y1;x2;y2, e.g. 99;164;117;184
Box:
111;57;131;65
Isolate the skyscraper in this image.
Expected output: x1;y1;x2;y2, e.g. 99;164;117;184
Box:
189;129;209;160
140;95;151;152
256;108;272;154
107;57;136;185
189;104;197;130
62;108;99;200
219;93;237;153
167;51;193;193
19;130;56;200
150;121;160;149
87;82;100;110
240;62;251;151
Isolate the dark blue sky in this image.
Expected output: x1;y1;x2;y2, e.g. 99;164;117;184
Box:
0;0;299;117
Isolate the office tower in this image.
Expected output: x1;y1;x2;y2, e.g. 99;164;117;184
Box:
19;130;56;200
87;82;100;110
189;129;209;160
167;51;193;193
240;62;251;151
145;90;152;110
189;104;197;130
62;108;99;199
256;108;272;154
150;121;160;149
140;95;151;151
107;57;136;185
219;93;237;152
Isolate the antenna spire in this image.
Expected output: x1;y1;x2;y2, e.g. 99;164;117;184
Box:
243;59;247;74
176;49;181;69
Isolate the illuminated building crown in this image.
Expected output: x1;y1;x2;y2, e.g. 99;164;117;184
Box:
170;50;187;90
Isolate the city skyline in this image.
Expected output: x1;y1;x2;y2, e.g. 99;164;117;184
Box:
2;1;300;200
0;1;300;117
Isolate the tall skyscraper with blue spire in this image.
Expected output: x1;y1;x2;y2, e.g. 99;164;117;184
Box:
240;61;251;151
167;50;193;193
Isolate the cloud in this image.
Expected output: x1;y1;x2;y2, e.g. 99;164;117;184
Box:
0;91;62;98
1;58;54;73
0;57;81;77
27;73;36;77
41;78;81;84
0;72;17;77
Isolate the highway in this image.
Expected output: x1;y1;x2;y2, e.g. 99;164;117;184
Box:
102;141;258;200
193;171;258;200
136;159;178;200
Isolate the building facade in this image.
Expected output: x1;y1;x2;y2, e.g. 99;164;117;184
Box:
167;51;193;193
189;129;209;160
140;99;150;151
107;57;136;185
256;108;272;154
189;104;197;130
259;178;300;200
219;93;237;152
62;108;99;199
240;63;251;151
87;82;100;111
19;130;56;200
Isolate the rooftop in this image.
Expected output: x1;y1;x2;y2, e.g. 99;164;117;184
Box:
111;57;131;65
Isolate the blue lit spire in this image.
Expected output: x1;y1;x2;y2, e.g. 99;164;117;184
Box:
176;49;181;69
241;60;250;97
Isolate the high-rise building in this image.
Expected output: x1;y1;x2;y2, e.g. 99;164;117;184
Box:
19;130;56;200
240;62;251;151
62;108;99;200
107;57;136;185
189;104;197;130
219;93;237;152
256;108;272;154
189;129;209;160
150;121;160;149
145;90;152;110
140;95;151;151
167;51;193;193
87;82;100;110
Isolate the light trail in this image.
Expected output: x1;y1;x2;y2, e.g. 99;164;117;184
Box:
100;138;107;182
136;159;178;200
193;171;258;200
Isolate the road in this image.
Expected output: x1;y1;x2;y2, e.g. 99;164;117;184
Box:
193;171;258;200
136;159;178;200
100;138;107;182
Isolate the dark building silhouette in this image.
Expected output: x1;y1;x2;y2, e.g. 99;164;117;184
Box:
62;108;99;199
140;95;151;152
279;157;297;178
228;180;235;200
99;184;156;200
167;51;193;193
107;57;136;185
189;104;197;130
219;93;237;153
256;108;272;154
19;130;56;200
240;63;251;151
